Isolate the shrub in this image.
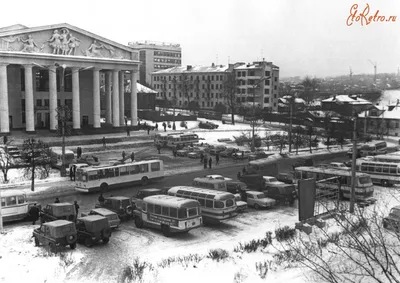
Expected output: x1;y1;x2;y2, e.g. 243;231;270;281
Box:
256;260;273;279
119;258;152;283
158;254;204;268
208;248;229;261
275;226;296;242
234;232;272;253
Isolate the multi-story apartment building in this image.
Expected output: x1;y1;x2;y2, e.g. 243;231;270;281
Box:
151;61;280;112
151;64;229;109
234;61;279;111
128;41;181;86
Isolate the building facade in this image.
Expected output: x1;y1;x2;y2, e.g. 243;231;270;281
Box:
0;23;140;134
128;41;181;86
235;61;279;111
151;61;280;112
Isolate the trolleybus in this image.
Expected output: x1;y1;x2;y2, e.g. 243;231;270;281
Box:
356;158;400;186
1;190;36;222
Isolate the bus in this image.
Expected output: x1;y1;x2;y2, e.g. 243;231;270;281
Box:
154;132;183;147
166;133;199;147
1;190;36;222
133;195;202;237
372;154;400;163
356;159;400;186
192;177;227;191
75;159;164;193
198;110;223;120
50;147;75;169
294;166;375;202
167;186;237;223
246;156;279;175
359;141;387;157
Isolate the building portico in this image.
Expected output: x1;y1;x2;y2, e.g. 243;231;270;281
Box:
0;23;140;134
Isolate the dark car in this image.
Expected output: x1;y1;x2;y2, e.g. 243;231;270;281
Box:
383;206;400;232
276;173;294;184
132;188;166;201
95;196;134;221
199;121;219;129
33;220;77;252
248;151;273;161
76;215;112;247
209;145;227;155
263;183;297;205
225;181;249;194
41;203;76;223
237;174;265;191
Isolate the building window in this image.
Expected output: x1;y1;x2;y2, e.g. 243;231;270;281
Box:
36;99;42;107
207;102;210;107
274;77;277;82
249;71;255;76
264;97;270;103
169;93;171;97
274;85;277;90
274;94;277;98
211;85;214;90
211;93;214;98
265;71;270;77
237;72;241;77
211;102;214;107
35;69;49;92
242;71;246;77
44;99;49;107
396;122;399;128
211;75;214;81
57;99;61;107
264;89;270;94
265;80;270;86
202;101;205;107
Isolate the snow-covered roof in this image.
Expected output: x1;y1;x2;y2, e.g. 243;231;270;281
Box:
153;65;229;74
279;97;305;104
137;82;157;94
322;95;372;105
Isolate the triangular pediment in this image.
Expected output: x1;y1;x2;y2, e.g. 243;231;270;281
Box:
0;23;134;60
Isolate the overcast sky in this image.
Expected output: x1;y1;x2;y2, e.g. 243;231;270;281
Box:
1;0;399;78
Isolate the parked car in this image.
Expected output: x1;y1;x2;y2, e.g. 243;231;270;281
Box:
263;183;297;205
95;196;134;221
276;173;294;184
220;147;239;157
383;206;400;232
209;145;227;155
83;208;121;229
76;215;112;247
176;149;189;157
244;191;276;209
199;121;219;129
263;176;284;187
232;150;252;160
238;174;265;191
330;162;351;170
248;151;273;161
41;203;76;223
205;174;233;181
32;220;77;252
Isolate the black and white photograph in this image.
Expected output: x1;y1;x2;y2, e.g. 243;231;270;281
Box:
0;0;400;282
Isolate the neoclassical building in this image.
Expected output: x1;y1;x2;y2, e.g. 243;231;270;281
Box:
0;23;140;134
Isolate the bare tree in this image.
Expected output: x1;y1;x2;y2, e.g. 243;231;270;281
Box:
21;139;52;191
0;141;14;183
222;72;240;125
301;76;320;104
272;133;288;154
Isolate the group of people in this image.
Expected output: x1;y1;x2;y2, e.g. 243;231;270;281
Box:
200;152;220;168
28;198;80;225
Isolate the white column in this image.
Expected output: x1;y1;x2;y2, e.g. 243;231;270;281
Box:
119;71;125;125
93;68;101;128
0;64;9;133
24;64;35;133
49;65;57;131
105;71;112;124
72;67;80;129
130;70;138;126
112;70;120;127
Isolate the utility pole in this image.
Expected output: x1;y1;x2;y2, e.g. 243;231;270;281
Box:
350;114;357;213
56;106;72;177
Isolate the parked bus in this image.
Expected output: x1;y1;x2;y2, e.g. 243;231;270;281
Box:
198;110;223;120
359;141;387;157
192;177;227;191
133;195;202;237
0;190;36;222
50;147;75;169
168;186;237;223
356;159;400;186
166;133;199;147
294;166;375;202
372;154;400;163
154;132;183;147
75;160;164;193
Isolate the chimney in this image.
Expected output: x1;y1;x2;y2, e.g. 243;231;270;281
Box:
187;65;192;71
211;63;215;67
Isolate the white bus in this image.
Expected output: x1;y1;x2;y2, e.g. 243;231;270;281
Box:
192;177;227;191
294;166;375;202
154;132;199;148
168;186;237;224
372;154;400;163
133;195;202;237
75;160;164;193
1;190;36;222
154;132;182;147
359;141;387;157
356;159;400;186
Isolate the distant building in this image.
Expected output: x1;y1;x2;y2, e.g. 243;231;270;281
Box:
128;41;181;86
234;61;280;111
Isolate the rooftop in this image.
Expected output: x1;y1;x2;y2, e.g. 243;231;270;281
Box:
153;65;229;74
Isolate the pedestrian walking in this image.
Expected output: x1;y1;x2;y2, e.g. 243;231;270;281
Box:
208;157;212;169
74;201;80;218
3;135;7;144
131;152;135;162
55;197;60;203
77;147;82;159
157;144;161;154
242;166;247;175
69;166;74;181
216;153;220;165
122;151;126;160
200;153;204;163
162;122;167;132
102;136;106;147
73;165;77;181
29;203;40;225
98;193;105;204
147;126;150;135
241;151;244;159
203;158;208;169
126;126;130;136
155;123;158;131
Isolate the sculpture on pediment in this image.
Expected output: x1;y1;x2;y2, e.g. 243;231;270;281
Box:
48;28;80;56
85;40;105;57
60;28;70;55
48;30;62;54
67;33;81;55
21;34;39;53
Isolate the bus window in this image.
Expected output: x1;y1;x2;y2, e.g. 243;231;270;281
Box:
89;172;99;181
162;206;169;216
368;164;374;172
382;165;390;173
226;199;234;207
17;195;26;204
178;208;186;219
390;166;397;174
105;168;114;178
198;199;205;206
188;207;198;217
120;166;129;176
170;207;178;218
376;165;383;173
151;162;160;172
154;205;161;214
214;201;224;208
361;163;368;171
358;176;371;184
140;164;149;173
205;200;213;208
129;165;140;174
7;196;17;205
115;168;120;177
295;171;302;179
147;203;154;213
1;197;5;207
